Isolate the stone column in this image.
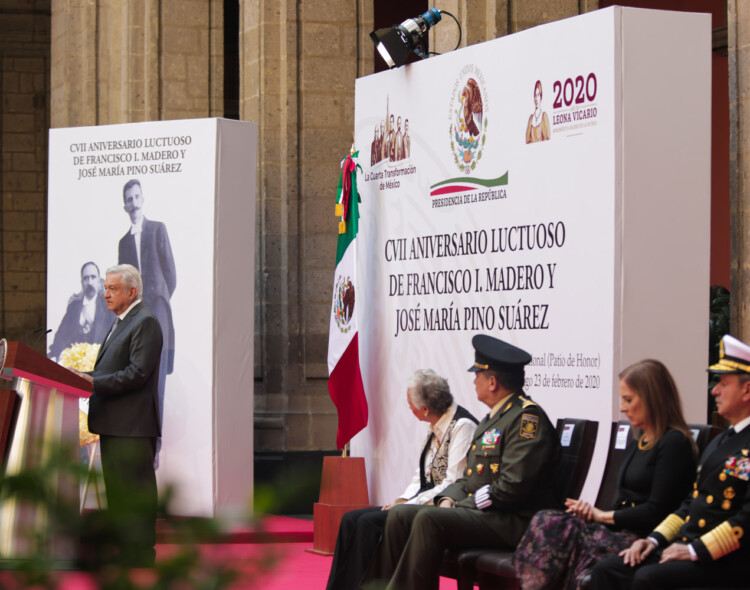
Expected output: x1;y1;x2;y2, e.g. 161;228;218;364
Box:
241;0;371;450
96;0;161;123
728;1;750;339
51;0;221;127
50;0;97;127
240;0;298;449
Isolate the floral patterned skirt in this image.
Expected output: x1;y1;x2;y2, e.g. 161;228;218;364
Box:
512;509;638;590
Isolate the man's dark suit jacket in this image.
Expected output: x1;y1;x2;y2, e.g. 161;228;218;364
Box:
88;302;162;437
48;293;113;359
118;218;176;373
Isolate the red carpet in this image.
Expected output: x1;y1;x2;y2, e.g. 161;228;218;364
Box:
0;516;458;589
176;516;459;589
160;516;459;589
180;541;460;589
155;514;316;544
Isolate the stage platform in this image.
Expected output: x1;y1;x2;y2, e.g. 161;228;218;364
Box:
0;515;459;589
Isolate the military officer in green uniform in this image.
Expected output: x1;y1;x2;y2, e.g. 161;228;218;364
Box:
591;334;750;590
369;334;560;590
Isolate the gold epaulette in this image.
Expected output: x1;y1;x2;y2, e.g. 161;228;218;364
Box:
653;514;685;542
521;397;537;409
700;521;743;560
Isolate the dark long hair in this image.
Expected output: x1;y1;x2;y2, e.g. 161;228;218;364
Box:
620;359;697;456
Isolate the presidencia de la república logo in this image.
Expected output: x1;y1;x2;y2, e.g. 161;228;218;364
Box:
430;64;508;209
449;67;487;174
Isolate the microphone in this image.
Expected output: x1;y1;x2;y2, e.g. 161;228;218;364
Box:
25;326;45;345
28;327;52;350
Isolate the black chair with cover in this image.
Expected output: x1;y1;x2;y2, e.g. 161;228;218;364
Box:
440;417;598;590
688;423;723;455
474;420;632;590
593;420;634;509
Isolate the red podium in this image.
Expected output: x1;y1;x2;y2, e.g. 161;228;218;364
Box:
308;456;371;555
0;340;92;563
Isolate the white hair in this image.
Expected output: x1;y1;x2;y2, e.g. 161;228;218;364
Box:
406;368;453;415
106;264;143;300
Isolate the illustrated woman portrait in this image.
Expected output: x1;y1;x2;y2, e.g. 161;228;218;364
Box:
526;80;551;143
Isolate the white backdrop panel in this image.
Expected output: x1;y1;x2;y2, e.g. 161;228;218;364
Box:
353;7;709;505
48;118;255;517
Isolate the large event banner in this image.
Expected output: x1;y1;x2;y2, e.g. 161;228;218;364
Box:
354;7;709;504
47;118;256;517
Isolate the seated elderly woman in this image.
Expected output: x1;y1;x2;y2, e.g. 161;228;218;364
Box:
513;359;698;590
325;368;477;590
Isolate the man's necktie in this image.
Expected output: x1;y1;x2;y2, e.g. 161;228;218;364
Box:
105;318;120;342
719;427;736;446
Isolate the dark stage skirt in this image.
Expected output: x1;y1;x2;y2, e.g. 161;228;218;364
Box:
513;509;638;590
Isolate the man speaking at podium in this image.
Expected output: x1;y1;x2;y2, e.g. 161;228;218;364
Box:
75;264;162;567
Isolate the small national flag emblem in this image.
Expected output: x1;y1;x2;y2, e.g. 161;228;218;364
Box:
333;275;355;333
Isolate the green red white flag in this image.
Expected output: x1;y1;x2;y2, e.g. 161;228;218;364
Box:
328;151;368;449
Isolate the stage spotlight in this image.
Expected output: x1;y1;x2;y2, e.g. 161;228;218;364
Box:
370;8;460;69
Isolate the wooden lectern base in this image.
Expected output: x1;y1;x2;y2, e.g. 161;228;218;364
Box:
307;456;370;556
308;502;371;555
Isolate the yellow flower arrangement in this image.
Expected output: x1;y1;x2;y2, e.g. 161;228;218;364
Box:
59;342;99;372
58;342;100;447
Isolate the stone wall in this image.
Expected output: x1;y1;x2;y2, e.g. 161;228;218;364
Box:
0;0;50;345
430;0;598;51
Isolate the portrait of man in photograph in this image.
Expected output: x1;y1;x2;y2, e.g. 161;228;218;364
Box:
48;261;113;361
117;178;177;461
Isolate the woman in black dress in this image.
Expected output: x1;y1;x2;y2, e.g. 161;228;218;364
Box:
513;359;698;590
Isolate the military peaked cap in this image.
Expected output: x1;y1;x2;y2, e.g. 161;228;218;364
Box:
709;334;750;374
468;334;532;373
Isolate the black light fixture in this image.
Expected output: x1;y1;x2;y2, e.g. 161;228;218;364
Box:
370;8;460;69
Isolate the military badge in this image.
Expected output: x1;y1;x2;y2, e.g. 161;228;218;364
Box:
724;454;750;481
482;429;501;449
520;414;539;439
477;463;484;474
490;463;499;474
